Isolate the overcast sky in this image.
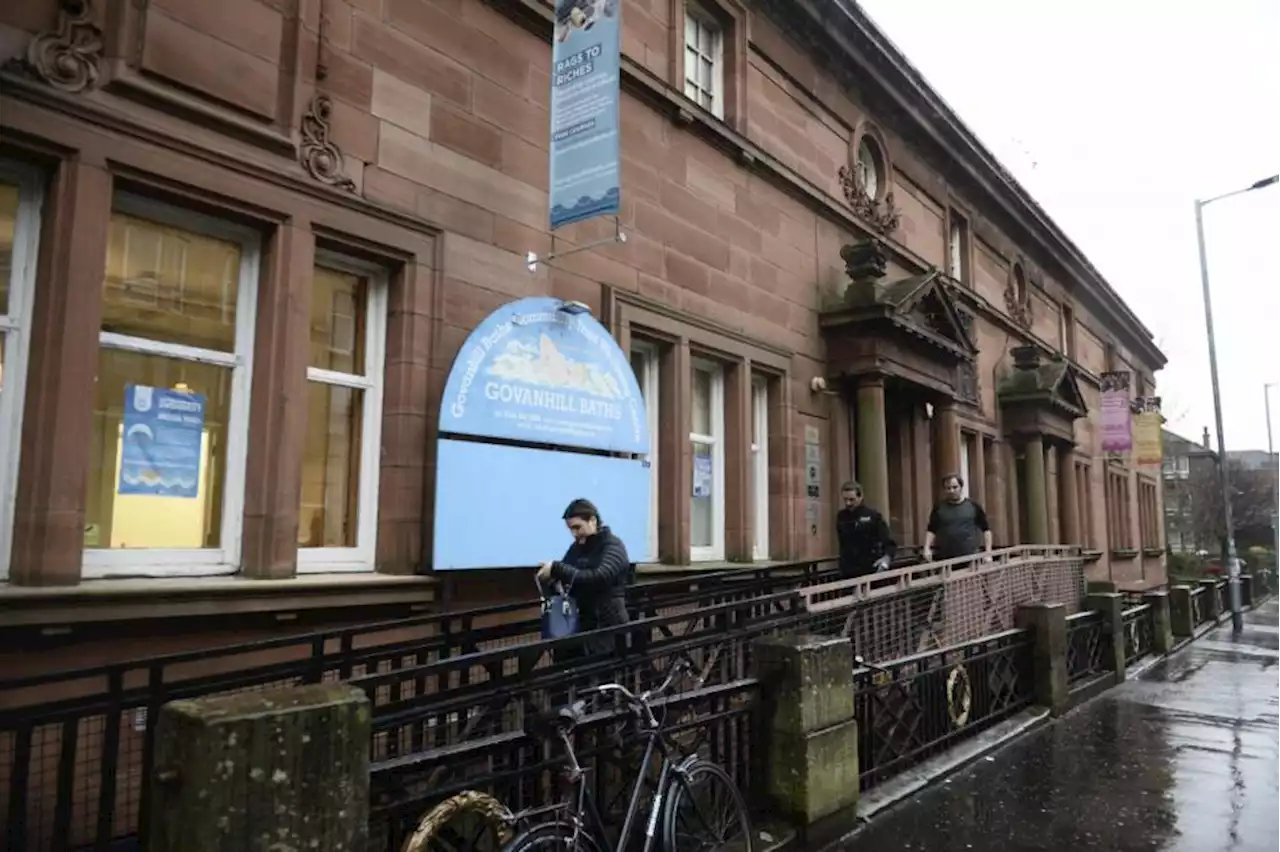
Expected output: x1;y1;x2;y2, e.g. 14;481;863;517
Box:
856;0;1280;453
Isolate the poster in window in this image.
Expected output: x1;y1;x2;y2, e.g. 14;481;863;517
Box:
693;454;713;498
118;384;205;499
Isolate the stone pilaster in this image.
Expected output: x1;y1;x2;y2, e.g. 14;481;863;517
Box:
1059;449;1080;546
1024;435;1049;544
856;376;890;517
1015;602;1069;716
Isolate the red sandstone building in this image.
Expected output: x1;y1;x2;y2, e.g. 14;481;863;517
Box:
0;0;1165;662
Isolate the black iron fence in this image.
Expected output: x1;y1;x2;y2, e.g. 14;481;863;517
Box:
852;628;1034;790
1065;610;1108;685
1121;604;1155;667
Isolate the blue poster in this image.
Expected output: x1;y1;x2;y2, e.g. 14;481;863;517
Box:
548;0;622;229
438;297;649;455
118;384;206;498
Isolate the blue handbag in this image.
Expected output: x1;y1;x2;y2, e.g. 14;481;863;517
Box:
537;573;579;640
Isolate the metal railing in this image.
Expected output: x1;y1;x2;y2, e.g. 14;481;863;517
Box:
1065;610;1109;685
1121;604;1155;667
853;628;1035;789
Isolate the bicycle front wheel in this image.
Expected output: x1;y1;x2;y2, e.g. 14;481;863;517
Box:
502;822;605;852
661;760;753;852
400;790;513;852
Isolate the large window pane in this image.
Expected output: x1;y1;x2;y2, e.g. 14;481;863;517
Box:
310;267;366;374
299;382;364;548
0;182;16;316
692;367;712;435
84;349;231;549
692;441;714;547
103;213;241;351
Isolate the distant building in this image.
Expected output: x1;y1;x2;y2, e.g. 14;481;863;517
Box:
1162;428;1218;554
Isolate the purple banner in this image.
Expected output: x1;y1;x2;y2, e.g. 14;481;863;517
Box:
1100;371;1132;454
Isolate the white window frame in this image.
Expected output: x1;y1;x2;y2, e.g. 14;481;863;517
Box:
683;6;724;120
948;211;967;283
631;340;661;562
82;194;259;578
690;358;725;562
750;375;769;561
0;161;44;582
298;252;388;574
856;138;882;200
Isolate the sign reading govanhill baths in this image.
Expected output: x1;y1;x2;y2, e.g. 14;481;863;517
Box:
439;296;647;454
434;297;652;569
548;0;622;229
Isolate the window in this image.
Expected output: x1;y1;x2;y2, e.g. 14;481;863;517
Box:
0;161;43;581
1012;263;1028;305
948;210;969;284
1075;461;1093;549
297;256;387;572
630;341;661;561
83;196;259;577
856;136;885;200
683;7;723;119
690;359;724;561
1105;468;1134;551
750;375;768;560
1059;304;1075;357
958;434;972;500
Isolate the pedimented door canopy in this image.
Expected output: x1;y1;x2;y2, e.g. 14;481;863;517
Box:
997;344;1088;444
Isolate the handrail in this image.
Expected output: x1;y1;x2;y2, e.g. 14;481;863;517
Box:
797;545;1082;613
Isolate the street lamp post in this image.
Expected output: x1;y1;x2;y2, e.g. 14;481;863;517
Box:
1194;174;1279;634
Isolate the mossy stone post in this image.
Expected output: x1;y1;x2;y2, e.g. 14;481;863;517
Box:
1014;603;1068;716
1198;580;1222;621
1143;590;1175;654
1240;574;1254;607
1085;592;1125;684
147;683;371;852
1168;585;1194;638
752;633;859;826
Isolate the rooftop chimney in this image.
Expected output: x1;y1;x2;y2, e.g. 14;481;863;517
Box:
1202;427;1211;449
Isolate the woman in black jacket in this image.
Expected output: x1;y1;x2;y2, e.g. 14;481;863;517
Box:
537;498;633;658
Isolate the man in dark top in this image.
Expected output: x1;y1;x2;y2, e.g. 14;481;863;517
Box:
923;473;992;563
836;480;896;578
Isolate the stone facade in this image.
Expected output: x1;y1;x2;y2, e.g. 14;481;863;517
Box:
0;0;1165;631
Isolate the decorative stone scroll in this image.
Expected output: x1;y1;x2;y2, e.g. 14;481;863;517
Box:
298;93;357;192
837;164;901;235
954;309;981;407
5;0;104;94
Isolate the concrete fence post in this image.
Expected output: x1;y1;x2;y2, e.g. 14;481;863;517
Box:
1169;585;1195;638
1014;603;1068;716
148;683;372;852
1240;574;1254;607
752;634;859;828
1084;593;1125;684
1143;591;1175;655
1198;579;1222;621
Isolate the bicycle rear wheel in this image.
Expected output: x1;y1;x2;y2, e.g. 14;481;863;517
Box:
400;790;514;852
502;822;605;852
660;759;753;852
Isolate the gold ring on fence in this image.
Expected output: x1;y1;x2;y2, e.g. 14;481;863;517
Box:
946;664;973;727
399;789;515;852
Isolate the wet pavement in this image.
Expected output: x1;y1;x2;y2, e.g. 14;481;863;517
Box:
837;598;1280;852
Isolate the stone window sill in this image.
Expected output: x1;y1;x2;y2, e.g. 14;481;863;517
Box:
1110;548;1140;560
1143;547;1164;558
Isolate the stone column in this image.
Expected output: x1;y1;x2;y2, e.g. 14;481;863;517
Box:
1168;585;1194;638
1045;444;1061;543
1144;590;1175;654
148;684;371;851
1059;449;1080;547
11;160;113;586
856;376;890;517
752;634;860;825
1015;603;1069;716
1023;435;1050;544
1085;592;1126;684
724;359;754;561
932;400;960;481
1003;441;1020;544
659;339;692;563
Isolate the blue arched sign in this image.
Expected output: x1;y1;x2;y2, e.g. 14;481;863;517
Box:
433;297;652;570
439;297;649;453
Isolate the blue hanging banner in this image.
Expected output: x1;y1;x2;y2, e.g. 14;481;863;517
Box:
438;296;649;454
118;384;206;498
548;0;622;229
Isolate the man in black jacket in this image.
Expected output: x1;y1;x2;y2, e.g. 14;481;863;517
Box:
836;480;896;578
538;498;633;658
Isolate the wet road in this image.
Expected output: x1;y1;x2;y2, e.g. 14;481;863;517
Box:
839;597;1279;852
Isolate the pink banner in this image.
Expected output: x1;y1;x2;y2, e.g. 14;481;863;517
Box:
1100;371;1132;454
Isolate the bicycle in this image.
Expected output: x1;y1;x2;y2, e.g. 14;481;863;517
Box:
401;657;753;852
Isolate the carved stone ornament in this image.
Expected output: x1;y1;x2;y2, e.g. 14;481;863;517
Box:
1003;275;1033;330
840;238;889;286
837;165;901;235
6;0;104;94
299;94;357;192
955;309;981;406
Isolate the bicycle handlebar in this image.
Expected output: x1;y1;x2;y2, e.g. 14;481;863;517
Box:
583;657;691;714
